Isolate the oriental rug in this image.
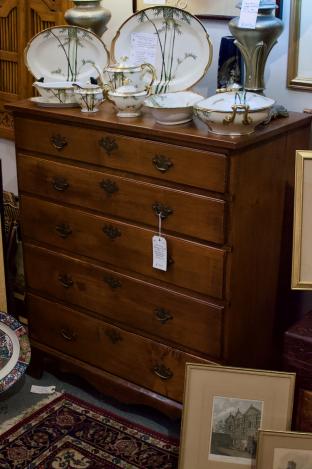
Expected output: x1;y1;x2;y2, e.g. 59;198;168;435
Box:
0;393;179;468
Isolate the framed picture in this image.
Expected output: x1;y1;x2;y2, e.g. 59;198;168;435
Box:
292;150;312;289
179;364;295;469
132;0;283;20
287;0;312;91
256;430;312;469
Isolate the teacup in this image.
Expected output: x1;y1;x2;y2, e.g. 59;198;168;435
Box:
73;84;104;113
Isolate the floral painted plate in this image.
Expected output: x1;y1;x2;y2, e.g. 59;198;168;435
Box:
111;6;212;94
25;26;109;82
0;312;30;394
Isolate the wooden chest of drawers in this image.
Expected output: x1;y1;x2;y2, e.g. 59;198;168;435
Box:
9;100;311;417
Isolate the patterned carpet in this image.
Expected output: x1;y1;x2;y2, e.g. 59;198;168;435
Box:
0;393;179;468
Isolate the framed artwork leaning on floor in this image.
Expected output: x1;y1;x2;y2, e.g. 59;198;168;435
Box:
179;364;295;469
256;430;312;469
292;150;312;289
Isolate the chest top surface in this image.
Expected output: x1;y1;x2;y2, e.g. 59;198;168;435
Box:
8;100;312;153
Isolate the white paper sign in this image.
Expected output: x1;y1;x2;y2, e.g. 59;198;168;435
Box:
238;0;260;29
130;32;158;67
31;385;56;394
144;0;166;3
152;236;167;271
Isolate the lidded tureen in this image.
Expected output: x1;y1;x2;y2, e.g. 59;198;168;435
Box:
194;90;275;136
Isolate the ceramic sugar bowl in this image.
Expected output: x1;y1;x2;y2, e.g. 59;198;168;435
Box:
105;85;148;118
73;83;104;113
104;56;156;93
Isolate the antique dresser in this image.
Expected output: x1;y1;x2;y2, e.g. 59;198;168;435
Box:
9;100;311;416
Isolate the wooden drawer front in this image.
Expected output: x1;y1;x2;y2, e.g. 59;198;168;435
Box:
24;244;224;358
21;196;225;298
18;155;226;244
15;118;227;192
28;294;214;402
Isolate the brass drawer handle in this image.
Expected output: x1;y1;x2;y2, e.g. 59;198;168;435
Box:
60;328;76;341
50;134;68;151
104;276;122;289
103;224;121;240
105;328;122;344
55;223;72;239
58;274;73;289
152;202;173;220
100;179;119;195
168;255;174;266
153;364;173;381
52;177;69;192
154;307;173;324
152;154;173;173
99;136;118;155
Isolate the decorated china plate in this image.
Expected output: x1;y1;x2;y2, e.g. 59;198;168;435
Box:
111;6;212;94
25;26;109;82
0;312;30;393
30;96;79;108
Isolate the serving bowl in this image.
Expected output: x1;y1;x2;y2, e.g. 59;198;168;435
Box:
33;81;85;104
194;91;275;136
144;91;203;125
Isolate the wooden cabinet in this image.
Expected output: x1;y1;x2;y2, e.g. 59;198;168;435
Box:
9;100;311;417
0;0;71;139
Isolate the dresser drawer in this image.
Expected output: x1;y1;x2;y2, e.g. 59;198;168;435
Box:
24;244;224;358
21;196;225;298
15;118;228;192
28;294;214;402
18;155;226;244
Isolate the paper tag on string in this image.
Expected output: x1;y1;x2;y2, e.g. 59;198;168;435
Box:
152;235;167;271
30;385;56;395
238;0;260;29
152;212;167;271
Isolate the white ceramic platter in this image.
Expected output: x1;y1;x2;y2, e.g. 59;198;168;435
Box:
30;97;79;108
25;26;109;82
112;6;212;94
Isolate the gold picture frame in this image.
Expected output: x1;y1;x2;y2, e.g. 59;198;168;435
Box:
132;0;283;19
179;364;295;469
256;430;312;469
292;150;312;289
287;0;312;90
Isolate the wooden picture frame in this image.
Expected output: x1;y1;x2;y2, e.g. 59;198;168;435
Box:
179;364;295;469
287;0;312;90
256;430;312;469
292;150;312;289
132;0;283;20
